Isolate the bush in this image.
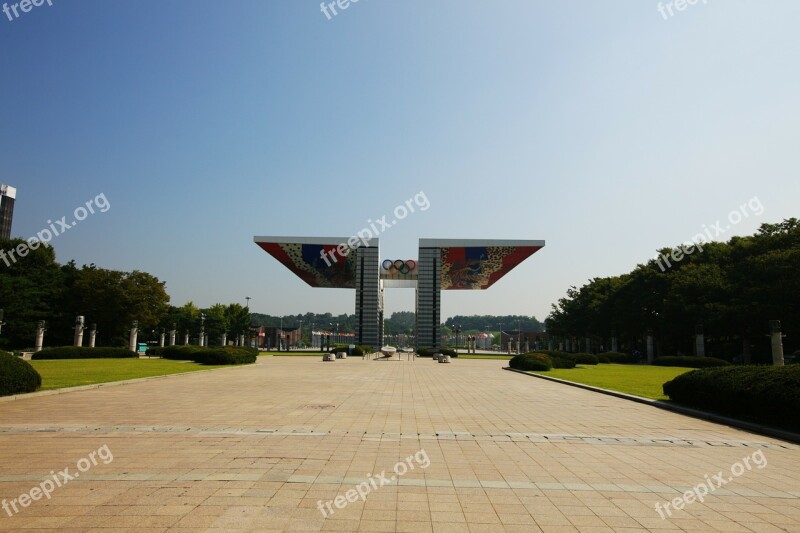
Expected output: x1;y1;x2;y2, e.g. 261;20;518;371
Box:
601;352;640;364
352;345;373;356
551;356;577;369
653;356;731;368
561;352;599;365
0;351;42;396
147;345;256;365
663;365;800;430
597;354;611;364
509;352;553;371
32;347;138;360
417;346;457;357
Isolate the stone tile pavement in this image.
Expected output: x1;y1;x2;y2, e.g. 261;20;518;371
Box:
0;357;798;532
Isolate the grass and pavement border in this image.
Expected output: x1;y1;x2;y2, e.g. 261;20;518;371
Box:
504;366;800;445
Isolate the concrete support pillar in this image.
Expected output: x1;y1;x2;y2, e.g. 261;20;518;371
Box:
770;320;785;366
73;316;85;347
88;324;97;348
585;337;592;354
611;335;618;353
204;334;209;347
199;330;205;347
565;338;571;352
129;321;138;353
35;321;45;352
524;339;529;353
239;334;245;347
221;333;227;346
646;331;655;364
694;325;705;357
169;325;176;346
159;329;165;348
184;332;189;345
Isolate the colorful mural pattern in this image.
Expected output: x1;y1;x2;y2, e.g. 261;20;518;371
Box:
256;242;357;288
440;246;542;290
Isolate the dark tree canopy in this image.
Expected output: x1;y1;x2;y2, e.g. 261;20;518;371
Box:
545;219;800;362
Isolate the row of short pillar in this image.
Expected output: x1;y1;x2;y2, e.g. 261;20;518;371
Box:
557;320;786;366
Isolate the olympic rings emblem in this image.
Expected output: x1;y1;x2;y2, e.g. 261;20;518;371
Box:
382;259;417;274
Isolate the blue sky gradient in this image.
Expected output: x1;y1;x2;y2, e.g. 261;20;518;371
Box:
2;1;798;321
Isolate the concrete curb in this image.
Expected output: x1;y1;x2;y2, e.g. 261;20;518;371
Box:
503;367;800;445
0;361;261;403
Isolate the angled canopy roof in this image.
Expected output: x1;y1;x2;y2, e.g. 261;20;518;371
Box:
254;237;544;290
420;239;545;290
254;236;377;289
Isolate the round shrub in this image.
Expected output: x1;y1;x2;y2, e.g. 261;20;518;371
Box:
597;355;611;364
352;345;373;356
653;356;730;368
663;365;800;430
0;351;42;396
509;352;553;371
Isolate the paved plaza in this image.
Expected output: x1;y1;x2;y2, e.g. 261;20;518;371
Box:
0;357;798;532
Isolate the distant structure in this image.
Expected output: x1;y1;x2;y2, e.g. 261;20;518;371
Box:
0;184;15;240
254;236;545;348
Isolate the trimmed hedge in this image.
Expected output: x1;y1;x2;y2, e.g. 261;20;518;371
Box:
352;345;373;356
653;356;731;368
417;347;457;357
0;351;42;396
663;365;800;430
509;352;553;371
562;352;599;365
597;354;611;364
601;352;640;364
146;345;257;365
32;347;138;360
536;350;597;366
551;356;577;369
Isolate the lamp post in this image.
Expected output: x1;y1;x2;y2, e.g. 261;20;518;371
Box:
199;313;206;347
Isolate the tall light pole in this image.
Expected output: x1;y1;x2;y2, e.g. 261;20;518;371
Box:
245;296;251;309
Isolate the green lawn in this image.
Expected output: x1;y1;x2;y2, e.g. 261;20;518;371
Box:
530;364;694;400
29;359;228;391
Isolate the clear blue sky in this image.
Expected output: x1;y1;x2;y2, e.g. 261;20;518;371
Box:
2;1;798;322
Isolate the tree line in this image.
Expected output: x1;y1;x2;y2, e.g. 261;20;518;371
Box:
545;219;799;363
0;239;250;349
